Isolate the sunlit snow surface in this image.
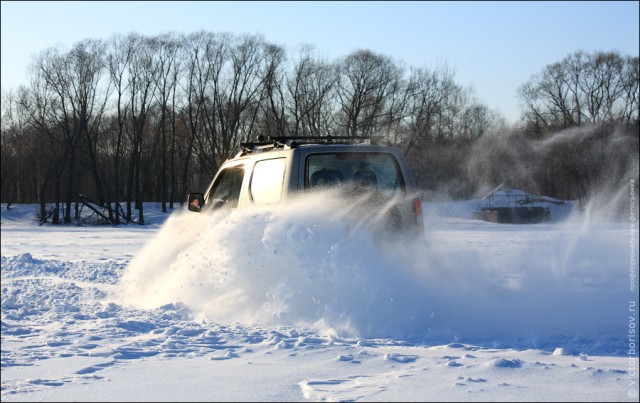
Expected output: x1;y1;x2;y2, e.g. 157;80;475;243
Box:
2;196;638;402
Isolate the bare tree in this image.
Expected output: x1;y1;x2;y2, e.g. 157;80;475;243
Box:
193;32;231;176
336;49;404;137
402;65;459;148
200;33;267;166
1;89;21;205
153;32;183;212
286;45;339;137
180;31;214;192
15;66;67;223
67;39;112;215
125;34;160;224
25;40;111;223
105;33;135;223
28;46;90;223
260;43;288;137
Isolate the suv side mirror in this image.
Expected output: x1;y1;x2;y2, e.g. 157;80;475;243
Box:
188;193;204;212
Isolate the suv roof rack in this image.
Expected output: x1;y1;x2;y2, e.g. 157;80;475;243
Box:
238;135;381;156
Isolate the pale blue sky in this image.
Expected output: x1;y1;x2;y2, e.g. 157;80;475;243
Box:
2;1;638;123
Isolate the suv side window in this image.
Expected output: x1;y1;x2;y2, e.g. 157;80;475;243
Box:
206;166;244;210
250;158;286;205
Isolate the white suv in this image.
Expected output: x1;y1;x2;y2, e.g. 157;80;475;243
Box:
188;136;424;238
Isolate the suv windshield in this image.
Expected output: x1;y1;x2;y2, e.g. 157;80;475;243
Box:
206;166;244;209
305;152;405;197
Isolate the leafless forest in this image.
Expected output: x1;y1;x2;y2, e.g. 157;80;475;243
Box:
1;32;638;224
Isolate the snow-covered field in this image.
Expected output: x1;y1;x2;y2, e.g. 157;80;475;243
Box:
1;195;638;402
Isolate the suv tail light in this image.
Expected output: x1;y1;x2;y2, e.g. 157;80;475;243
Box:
412;197;425;237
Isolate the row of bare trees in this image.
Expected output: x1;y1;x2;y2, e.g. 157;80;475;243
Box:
518;50;638;134
1;31;638;224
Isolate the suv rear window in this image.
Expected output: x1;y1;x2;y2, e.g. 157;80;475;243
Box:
305;152;405;197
